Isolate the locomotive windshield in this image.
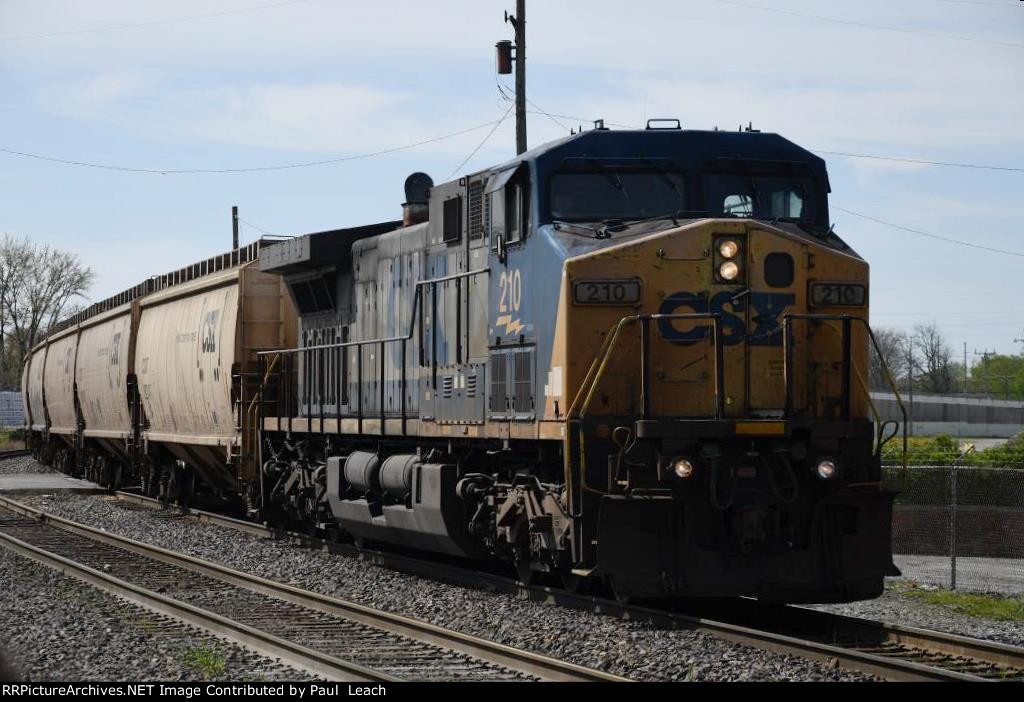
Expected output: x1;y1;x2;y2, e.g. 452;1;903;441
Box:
704;174;814;222
549;168;686;222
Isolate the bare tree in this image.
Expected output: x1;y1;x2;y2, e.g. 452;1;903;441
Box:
0;235;94;388
869;327;908;391
912;322;956;394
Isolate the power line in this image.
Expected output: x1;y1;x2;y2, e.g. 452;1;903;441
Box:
833;205;1024;258
447;104;514;179
0;0;316;42
932;0;1023;7
508;106;1022;172
497;76;572;133
0;118;504;175
238;217;279;237
709;0;1024;49
813;149;1023;172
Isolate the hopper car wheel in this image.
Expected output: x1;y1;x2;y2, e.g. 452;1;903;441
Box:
179;469;195;510
142;465;157;497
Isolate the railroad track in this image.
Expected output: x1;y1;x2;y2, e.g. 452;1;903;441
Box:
0;448;31;460
106;489;1024;682
0;494;625;682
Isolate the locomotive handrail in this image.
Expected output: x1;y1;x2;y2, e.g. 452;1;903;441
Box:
255;267;490;439
782;314;908;473
568;313;724;498
569;313;725;421
256;268;490;356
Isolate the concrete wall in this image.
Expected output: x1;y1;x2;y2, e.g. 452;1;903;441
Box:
870;392;1024;438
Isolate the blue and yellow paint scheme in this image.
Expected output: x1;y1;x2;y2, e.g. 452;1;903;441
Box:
257;126;899;602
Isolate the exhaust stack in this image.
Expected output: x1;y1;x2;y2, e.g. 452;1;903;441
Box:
402;172;433;226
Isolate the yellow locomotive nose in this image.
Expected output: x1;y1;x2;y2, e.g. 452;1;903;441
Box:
556;218;869;423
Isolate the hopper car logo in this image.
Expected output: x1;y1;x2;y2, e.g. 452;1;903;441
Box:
657;291;795;347
202;310;220;353
110;333;121;366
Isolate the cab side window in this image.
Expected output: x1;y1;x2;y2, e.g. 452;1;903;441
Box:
488;165;529;252
506;177;529;244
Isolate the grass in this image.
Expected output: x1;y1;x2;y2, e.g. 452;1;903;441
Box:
181;642;227;680
898;583;1024;621
0;428;24;451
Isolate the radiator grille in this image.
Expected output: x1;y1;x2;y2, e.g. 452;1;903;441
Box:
513;350;533;414
489;354;507;414
468;180;484;239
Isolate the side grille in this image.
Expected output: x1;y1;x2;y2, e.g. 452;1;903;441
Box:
442;375;454;399
513;350;533;414
489;354;507;414
468;180;484;239
466;373;477;398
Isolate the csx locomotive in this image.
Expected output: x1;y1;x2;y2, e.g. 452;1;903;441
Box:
23;123;902;602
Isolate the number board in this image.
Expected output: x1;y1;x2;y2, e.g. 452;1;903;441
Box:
809;282;867;307
572;279;642;305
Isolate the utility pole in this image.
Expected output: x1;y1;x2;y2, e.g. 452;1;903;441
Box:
963;342;968;395
498;1;527;154
232;206;239;250
973;349;996;396
906;342;915;437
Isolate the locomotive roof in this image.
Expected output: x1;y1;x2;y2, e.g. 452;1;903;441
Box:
476;127;828;185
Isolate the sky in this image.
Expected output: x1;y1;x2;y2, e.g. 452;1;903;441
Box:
1;0;1023;359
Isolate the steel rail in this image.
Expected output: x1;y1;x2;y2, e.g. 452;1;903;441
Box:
0;514;392;681
0;449;30;459
108;490;1024;682
0;494;625;683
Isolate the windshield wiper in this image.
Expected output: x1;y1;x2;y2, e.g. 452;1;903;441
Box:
586;159;632;201
552;220;604;239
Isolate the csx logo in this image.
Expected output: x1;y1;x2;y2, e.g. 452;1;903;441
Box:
202;310;220;353
657;291;795;347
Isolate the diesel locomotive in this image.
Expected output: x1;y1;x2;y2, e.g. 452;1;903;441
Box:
23;123;904;603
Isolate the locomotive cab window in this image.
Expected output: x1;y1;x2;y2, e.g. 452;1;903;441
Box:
505;178;528;245
705;175;813;222
549;166;686;222
486;164;528;250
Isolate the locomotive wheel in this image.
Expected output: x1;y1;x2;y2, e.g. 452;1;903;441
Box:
559;568;586;594
511;523;535;586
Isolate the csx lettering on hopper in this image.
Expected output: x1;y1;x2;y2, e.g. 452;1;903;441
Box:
22;124;903;603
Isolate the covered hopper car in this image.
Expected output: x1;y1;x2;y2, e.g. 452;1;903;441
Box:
24;123;905;603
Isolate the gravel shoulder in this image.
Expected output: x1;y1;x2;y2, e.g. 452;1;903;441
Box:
0;547;313;681
0;455;55;475
811;585;1024;648
15;491;872;681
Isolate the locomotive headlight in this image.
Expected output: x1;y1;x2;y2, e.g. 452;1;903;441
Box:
672;457;695;480
718;240;739;259
719;261;740;281
815;459;838;480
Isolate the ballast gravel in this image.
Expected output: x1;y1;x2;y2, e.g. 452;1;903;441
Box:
811;588;1024;648
0;547;313;681
16;489;876;682
0;455;55;475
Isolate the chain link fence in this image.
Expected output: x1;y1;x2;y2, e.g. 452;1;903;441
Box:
884;463;1024;594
